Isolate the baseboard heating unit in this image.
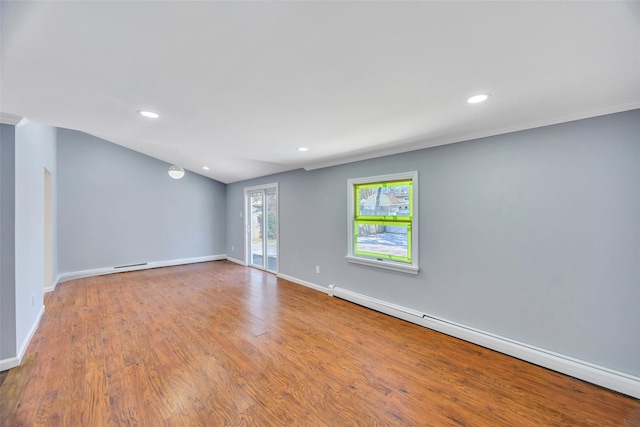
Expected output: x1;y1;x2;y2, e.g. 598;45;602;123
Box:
327;284;640;399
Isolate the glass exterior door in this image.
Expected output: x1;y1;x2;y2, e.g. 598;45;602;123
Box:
249;191;264;269
247;185;278;272
265;188;278;271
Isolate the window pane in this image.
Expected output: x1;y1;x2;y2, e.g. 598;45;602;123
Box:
356;180;412;220
265;189;278;271
354;220;411;262
249;191;264;268
347;171;418;274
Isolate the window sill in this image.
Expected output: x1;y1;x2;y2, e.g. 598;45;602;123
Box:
345;255;420;275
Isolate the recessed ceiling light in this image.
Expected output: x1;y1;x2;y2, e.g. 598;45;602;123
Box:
297;147;309;152
467;94;491;104
203;166;210;170
137;110;159;118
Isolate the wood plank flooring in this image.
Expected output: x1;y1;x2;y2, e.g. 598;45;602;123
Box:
1;261;638;426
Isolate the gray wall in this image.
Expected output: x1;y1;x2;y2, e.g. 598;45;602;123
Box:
227;109;640;377
57;129;227;274
14;122;57;355
0;124;16;359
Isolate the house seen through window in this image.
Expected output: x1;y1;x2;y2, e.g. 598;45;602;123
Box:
347;171;419;274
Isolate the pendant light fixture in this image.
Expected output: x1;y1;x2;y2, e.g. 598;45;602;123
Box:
135;108;184;179
167;137;185;179
168;164;185;179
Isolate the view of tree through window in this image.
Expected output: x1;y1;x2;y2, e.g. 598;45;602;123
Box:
354;179;412;263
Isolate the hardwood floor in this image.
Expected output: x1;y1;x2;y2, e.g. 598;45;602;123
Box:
1;261;638;426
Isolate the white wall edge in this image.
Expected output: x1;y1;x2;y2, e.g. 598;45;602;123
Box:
0;112;24;126
57;254;227;283
226;257;246;266
17;305;45;359
277;273;329;294
1;305;46;372
329;285;640;399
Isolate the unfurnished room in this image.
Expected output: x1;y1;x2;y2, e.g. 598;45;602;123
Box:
0;1;639;425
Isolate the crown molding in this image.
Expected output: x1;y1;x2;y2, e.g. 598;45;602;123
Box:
0;112;24;126
304;102;640;172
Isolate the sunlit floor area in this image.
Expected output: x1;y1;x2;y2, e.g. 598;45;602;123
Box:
1;261;638;426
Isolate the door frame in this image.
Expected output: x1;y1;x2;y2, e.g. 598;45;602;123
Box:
44;167;54;290
244;183;279;273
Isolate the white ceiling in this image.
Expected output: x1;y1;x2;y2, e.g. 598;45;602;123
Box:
1;1;639;183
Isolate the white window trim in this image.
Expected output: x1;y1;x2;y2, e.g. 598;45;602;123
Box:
346;171;419;275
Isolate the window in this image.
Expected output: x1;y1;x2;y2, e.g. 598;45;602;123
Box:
346;171;419;274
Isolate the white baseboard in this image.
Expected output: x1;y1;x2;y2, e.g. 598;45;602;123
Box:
328;285;640;399
57;254;227;283
226;257;246;266
17;305;45;358
0;305;45;372
0;356;20;372
277;273;329;294
44;278;59;293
